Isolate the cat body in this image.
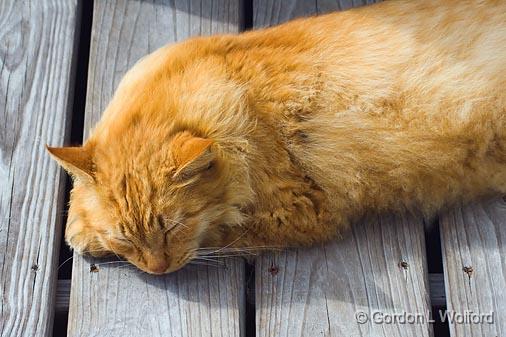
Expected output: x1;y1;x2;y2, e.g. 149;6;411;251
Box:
48;0;506;274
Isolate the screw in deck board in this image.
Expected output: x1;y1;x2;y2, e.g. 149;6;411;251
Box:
398;261;409;270
268;260;279;276
398;260;409;281
462;266;474;294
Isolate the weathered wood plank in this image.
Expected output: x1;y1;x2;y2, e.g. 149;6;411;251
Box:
253;0;379;27
440;196;506;337
55;274;446;312
253;2;432;336
67;1;245;337
256;215;432;337
0;1;78;336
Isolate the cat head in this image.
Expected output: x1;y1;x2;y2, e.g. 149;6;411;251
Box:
47;129;251;274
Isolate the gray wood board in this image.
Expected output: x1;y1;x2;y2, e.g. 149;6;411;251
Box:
440;196;506;337
56;273;446;311
253;0;380;27
67;1;246;337
256;215;433;337
0;1;78;336
253;1;432;336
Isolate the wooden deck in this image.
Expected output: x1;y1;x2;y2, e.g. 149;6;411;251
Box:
0;1;504;337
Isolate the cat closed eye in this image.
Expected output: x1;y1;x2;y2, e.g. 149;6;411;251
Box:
158;215;183;234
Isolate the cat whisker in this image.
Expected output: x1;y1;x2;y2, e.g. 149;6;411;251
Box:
93;260;130;266
164;217;190;230
198;251;251;257
198;248;258;257
197;245;283;256
189;261;223;268
57;256;74;270
203;229;251;257
117;264;137;271
196;247;222;251
199;253;251;258
231;246;284;253
112;252;123;261
192;256;225;264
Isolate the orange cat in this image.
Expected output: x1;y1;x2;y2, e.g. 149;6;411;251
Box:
48;0;506;274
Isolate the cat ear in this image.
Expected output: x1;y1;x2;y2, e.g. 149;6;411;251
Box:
46;145;95;182
170;131;215;180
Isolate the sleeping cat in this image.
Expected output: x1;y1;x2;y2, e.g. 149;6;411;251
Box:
48;0;506;274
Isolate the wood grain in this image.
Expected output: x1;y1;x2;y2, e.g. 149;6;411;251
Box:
440;196;506;337
256;214;433;337
67;1;245;337
55;274;446;312
0;1;78;336
253;0;380;27
253;2;432;336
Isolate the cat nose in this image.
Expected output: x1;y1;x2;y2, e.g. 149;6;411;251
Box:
146;259;170;274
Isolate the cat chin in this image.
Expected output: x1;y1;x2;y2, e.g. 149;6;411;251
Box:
141;266;184;275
